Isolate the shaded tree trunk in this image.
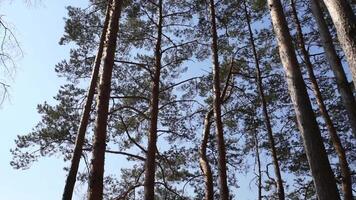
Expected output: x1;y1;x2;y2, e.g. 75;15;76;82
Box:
253;129;262;200
290;1;353;199
243;2;285;199
87;1;122;199
143;0;163;199
62;4;111;200
266;0;340;199
208;0;229;199
310;0;356;138
199;110;214;200
322;0;356;90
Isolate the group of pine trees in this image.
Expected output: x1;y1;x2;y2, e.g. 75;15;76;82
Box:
9;0;356;199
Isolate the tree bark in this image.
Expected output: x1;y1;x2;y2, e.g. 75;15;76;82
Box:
243;2;285;199
143;0;163;199
87;1;122;200
199;110;214;200
199;65;233;200
266;0;340;199
322;0;356;90
291;1;353;199
310;0;356;138
208;0;230;199
61;4;111;200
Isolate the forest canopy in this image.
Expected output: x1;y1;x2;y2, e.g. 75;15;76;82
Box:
6;0;356;199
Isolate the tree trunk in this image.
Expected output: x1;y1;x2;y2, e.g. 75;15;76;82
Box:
266;0;340;199
143;0;163;199
322;0;356;90
243;2;285;199
253;129;262;200
310;0;356;138
61;4;111;200
199;66;233;200
87;1;122;200
208;0;230;199
199;110;214;200
291;1;353;199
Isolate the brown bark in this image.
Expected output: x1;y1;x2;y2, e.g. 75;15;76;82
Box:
243;2;285;199
61;4;111;200
267;0;340;199
322;0;356;90
199;64;233;200
208;0;229;199
87;1;122;200
143;0;163;199
310;0;356;138
291;1;353;199
199;110;214;200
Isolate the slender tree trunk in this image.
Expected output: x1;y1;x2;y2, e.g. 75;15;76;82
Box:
87;1;122;200
199;110;214;200
310;0;356;138
144;0;163;199
266;0;340;199
322;0;356;90
253;129;262;200
243;2;285;199
62;4;111;200
290;1;353;199
208;0;229;199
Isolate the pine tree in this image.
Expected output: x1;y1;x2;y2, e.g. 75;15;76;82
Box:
322;0;356;90
208;0;230;198
310;0;356;138
290;1;353;199
266;0;340;199
62;3;111;200
87;0;122;199
243;1;285;199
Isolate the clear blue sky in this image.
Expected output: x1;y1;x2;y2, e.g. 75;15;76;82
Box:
0;1;268;199
0;1;87;199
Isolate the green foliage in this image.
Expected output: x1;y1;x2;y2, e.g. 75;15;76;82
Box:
9;0;356;199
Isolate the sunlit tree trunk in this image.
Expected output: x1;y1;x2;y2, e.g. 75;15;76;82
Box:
243;1;285;199
143;0;163;199
62;4;111;200
87;1;122;199
199;110;214;200
310;0;356;138
266;0;340;199
208;0;230;199
199;65;233;200
291;1;353;199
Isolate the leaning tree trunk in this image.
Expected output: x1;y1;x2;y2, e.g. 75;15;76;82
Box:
62;3;111;200
208;0;230;199
322;0;356;90
310;0;356;138
199;64;233;200
266;0;340;199
291;1;353;199
243;1;285;199
87;1;122;200
143;0;163;199
199;110;214;200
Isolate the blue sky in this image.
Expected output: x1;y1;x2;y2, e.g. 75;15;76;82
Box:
0;1;87;199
